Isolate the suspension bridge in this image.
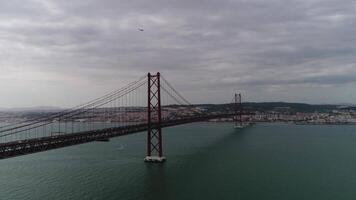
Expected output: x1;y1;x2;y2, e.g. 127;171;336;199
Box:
0;72;248;162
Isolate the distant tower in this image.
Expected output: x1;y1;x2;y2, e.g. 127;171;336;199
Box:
145;72;166;163
234;93;243;128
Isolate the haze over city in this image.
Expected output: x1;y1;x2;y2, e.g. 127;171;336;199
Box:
1;0;356;108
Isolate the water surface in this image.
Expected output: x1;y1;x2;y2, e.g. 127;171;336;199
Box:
1;123;356;200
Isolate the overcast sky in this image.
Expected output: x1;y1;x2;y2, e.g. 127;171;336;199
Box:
0;0;356;107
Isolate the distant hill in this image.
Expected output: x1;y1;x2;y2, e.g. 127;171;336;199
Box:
0;102;355;114
197;102;356;113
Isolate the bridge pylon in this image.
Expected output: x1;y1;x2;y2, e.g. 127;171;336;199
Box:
144;72;166;163
234;93;243;128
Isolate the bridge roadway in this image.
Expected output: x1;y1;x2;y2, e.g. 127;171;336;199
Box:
0;114;234;160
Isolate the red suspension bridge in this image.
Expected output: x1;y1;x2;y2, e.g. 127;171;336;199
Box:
0;72;248;162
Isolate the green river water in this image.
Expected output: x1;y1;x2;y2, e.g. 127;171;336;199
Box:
1;122;356;200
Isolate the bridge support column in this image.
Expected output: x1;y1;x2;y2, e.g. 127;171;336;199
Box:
234;93;243;128
145;72;166;163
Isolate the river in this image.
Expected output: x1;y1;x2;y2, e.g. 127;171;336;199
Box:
1;122;356;200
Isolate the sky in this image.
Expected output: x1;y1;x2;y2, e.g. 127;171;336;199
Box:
0;0;356;108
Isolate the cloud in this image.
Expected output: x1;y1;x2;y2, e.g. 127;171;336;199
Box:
0;0;356;107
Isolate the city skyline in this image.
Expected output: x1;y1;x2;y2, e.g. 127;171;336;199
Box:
1;0;356;107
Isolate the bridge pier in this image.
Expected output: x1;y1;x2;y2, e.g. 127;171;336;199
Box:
145;72;166;163
144;156;166;163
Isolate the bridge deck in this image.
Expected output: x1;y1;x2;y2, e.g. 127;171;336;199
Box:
0;114;232;160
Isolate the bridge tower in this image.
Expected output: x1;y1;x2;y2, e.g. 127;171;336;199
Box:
144;72;166;163
234;93;243;128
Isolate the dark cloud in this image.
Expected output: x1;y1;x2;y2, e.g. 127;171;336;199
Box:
0;0;356;107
